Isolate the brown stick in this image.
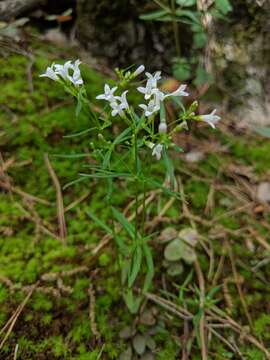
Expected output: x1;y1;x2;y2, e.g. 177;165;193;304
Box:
44;154;67;244
0;282;38;349
227;242;253;329
194;260;208;360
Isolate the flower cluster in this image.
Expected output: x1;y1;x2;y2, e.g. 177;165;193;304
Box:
138;71;189;118
96;85;129;117
40;60;83;86
40;61;221;161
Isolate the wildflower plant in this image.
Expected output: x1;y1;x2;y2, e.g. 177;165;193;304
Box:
40;61;220;313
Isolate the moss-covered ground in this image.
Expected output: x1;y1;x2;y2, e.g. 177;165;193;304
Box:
0;38;269;359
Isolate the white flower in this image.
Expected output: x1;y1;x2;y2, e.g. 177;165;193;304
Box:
168;84;189;98
110;102;125;117
69;59;83;86
54;61;72;81
139;99;160;117
42;60;83;86
133;65;145;77
158;122;167;133
137;71;162;100
145;71;162;88
152;88;166;103
40;65;59;81
109;91;129;117
96;84;118;102
152;144;163;160
116;90;129;110
200;109;221;128
137;80;155;100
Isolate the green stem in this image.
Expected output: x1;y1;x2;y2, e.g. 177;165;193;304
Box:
134;130;139;245
141;180;146;237
170;0;181;58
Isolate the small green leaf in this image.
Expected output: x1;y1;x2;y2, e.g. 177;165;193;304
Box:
215;0;232;14
123;289;142;314
254;127;270;138
193;32;207;49
140;9;169;21
167;262;184;276
176;0;196;6
164;238;186;261
132;334;146;355
128;246;143;287
142;244;154;293
173;60;191;81
175;9;201;24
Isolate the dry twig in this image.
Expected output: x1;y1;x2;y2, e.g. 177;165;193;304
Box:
44;153;67;244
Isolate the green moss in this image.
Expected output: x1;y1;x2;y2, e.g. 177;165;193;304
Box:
0;34;269;359
254;314;270;339
185;181;209;209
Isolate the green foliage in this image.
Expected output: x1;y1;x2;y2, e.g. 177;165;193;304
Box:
1;36;269;360
140;0;232;84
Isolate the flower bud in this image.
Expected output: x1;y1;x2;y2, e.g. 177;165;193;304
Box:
158;122;167;133
133;65;145;77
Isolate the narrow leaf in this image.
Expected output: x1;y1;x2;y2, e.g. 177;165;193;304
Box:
128;246;143;287
112;207;135;240
87;211;113;235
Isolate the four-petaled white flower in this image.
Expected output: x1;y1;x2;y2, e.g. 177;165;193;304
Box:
96;85;129;118
200;109;220;128
137;81;154;100
40;64;59;81
145;71;161;88
116;90;129;110
137;71;162;100
96;84;118;102
139;99;160;117
111;91;129;117
152;143;163;160
138;69;190;119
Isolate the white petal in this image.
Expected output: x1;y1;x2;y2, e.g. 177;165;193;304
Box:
137;87;147;94
96;94;106;100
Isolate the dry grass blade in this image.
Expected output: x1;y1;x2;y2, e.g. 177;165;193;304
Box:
44;153;67;244
208;308;270;358
248;227;270;251
194;260;208;360
88;284;100;341
0;282;38;350
227;242;253;329
16;202;60;241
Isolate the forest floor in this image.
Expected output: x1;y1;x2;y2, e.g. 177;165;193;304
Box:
0;36;270;360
